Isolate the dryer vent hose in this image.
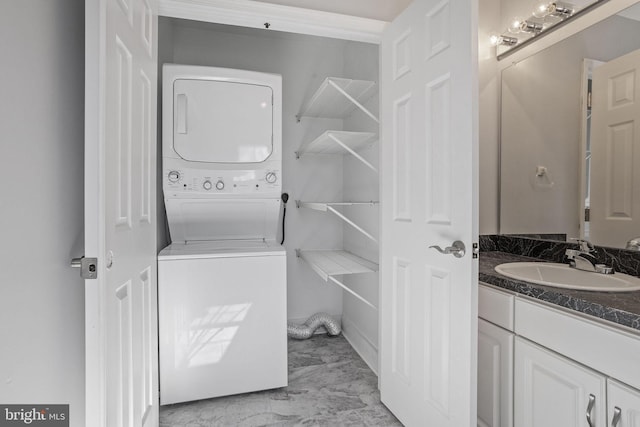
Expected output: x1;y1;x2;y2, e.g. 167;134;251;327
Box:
287;312;341;340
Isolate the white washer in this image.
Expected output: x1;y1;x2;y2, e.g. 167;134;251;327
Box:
158;241;286;405
158;65;287;405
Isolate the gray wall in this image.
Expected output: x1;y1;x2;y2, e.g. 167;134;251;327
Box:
0;2;85;425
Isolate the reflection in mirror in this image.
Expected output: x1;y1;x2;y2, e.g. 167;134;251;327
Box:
500;2;640;250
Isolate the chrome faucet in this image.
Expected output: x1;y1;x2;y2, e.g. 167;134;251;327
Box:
626;237;640;251
565;239;614;274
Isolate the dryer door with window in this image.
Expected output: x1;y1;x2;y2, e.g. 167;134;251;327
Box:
173;79;273;163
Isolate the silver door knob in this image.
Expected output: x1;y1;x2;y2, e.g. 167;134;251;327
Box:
429;240;466;258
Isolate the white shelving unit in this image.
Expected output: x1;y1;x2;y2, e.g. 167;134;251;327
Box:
296;76;379;311
295;131;378;173
296;201;378;243
296;249;378;309
296;77;378;123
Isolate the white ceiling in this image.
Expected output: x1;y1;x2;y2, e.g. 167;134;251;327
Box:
250;0;412;21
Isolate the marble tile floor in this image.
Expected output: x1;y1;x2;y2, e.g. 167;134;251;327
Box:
160;335;403;427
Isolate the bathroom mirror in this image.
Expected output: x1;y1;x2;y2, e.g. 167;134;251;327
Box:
499;1;640;249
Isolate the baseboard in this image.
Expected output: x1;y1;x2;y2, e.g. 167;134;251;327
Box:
287;314;342;336
341;316;378;375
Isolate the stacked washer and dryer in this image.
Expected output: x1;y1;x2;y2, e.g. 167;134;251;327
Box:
157;65;287;405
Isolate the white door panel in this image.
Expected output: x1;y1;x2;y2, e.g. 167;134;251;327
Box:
590;48;640;248
85;0;159;425
478;319;514;427
380;0;478;425
607;379;640;427
514;337;606;427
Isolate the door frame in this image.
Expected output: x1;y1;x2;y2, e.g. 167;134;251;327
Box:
85;0;107;424
156;0;387;43
152;0;479;422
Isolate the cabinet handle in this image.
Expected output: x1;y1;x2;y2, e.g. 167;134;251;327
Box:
611;406;621;427
586;394;596;427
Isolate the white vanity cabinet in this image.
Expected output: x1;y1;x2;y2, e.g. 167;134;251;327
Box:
514;338;640;427
608;379;640;426
478;285;515;427
478;283;640;427
514;337;606;427
478;319;514;427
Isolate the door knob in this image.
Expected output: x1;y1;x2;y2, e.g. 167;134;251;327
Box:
429;240;466;258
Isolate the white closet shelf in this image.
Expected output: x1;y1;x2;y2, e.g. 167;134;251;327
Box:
296;131;378;173
296;77;378;123
296;201;379;243
296;201;378;210
296;249;378;310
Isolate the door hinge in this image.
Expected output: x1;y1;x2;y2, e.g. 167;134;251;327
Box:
472;242;479;259
70;257;98;279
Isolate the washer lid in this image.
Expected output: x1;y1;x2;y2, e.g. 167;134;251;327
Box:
158;240;285;260
173;78;273;163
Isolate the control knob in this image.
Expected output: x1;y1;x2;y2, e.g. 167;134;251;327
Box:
215;180;225;190
202;180;212;191
265;172;277;184
168;170;180;183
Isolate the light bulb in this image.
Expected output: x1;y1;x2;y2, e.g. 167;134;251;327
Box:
532;2;553;18
508;16;524;34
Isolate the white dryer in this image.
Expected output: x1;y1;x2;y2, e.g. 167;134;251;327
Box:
158;65;287;405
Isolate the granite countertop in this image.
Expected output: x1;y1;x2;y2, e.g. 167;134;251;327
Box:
480;251;640;332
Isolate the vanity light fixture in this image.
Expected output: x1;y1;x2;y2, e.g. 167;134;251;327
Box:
506;16;544;34
490;34;519;46
520;20;544;33
533;2;575;19
551;3;574;18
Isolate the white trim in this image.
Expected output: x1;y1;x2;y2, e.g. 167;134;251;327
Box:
85;0;107;425
342;315;378;375
157;0;387;44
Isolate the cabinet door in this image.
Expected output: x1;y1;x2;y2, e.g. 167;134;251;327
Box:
515;337;606;427
478;319;514;427
608;379;640;427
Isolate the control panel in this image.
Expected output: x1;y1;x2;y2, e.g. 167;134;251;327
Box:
164;168;281;196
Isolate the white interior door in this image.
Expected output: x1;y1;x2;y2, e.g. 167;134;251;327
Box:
379;0;478;425
590;48;640;248
85;0;159;426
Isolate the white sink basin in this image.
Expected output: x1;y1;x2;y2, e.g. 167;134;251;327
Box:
494;262;640;292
